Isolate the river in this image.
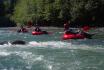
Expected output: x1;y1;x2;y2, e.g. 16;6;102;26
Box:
0;27;104;70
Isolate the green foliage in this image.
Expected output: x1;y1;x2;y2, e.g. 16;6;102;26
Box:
8;0;104;26
70;0;84;20
11;0;30;26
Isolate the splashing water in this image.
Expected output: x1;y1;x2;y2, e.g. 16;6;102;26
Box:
0;27;104;70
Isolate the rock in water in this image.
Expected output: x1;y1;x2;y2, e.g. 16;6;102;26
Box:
11;40;26;45
0;41;8;45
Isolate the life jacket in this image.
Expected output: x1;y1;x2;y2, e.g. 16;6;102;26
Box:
82;26;91;32
64;23;69;30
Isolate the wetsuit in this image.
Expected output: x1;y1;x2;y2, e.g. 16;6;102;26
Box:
35;27;41;32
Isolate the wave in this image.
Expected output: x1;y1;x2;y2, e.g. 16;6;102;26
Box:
28;41;72;48
0;44;104;70
0;40;103;50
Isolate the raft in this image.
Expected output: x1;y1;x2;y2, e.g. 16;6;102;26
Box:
32;31;48;35
62;28;93;40
63;33;85;40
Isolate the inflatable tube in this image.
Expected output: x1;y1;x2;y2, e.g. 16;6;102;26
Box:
32;31;48;35
62;28;94;40
63;33;85;40
63;33;94;40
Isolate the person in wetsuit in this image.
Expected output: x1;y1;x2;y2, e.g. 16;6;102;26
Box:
34;24;48;34
18;25;28;33
34;24;42;32
35;26;41;32
64;29;74;34
64;21;70;31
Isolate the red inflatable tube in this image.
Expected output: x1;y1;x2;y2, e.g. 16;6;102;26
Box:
32;31;49;35
32;31;44;35
63;33;85;40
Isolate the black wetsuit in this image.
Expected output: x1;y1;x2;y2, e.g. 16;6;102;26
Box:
35;27;41;32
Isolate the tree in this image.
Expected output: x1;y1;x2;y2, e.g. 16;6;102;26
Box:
11;0;32;26
11;0;104;27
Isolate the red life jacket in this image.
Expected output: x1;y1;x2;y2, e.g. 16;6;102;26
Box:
82;26;91;31
64;23;69;30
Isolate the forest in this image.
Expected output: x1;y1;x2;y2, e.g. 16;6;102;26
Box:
0;0;104;27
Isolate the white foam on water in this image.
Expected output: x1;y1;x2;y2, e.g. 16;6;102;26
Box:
0;41;104;70
0;50;45;69
14;50;67;70
0;42;12;47
0;51;44;69
0;40;104;52
48;65;53;70
29;41;72;48
14;51;44;64
28;41;104;52
14;51;47;70
70;44;104;51
0;51;10;56
59;32;64;33
29;41;40;46
1;69;8;70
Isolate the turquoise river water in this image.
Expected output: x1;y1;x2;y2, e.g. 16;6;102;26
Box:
0;27;104;70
